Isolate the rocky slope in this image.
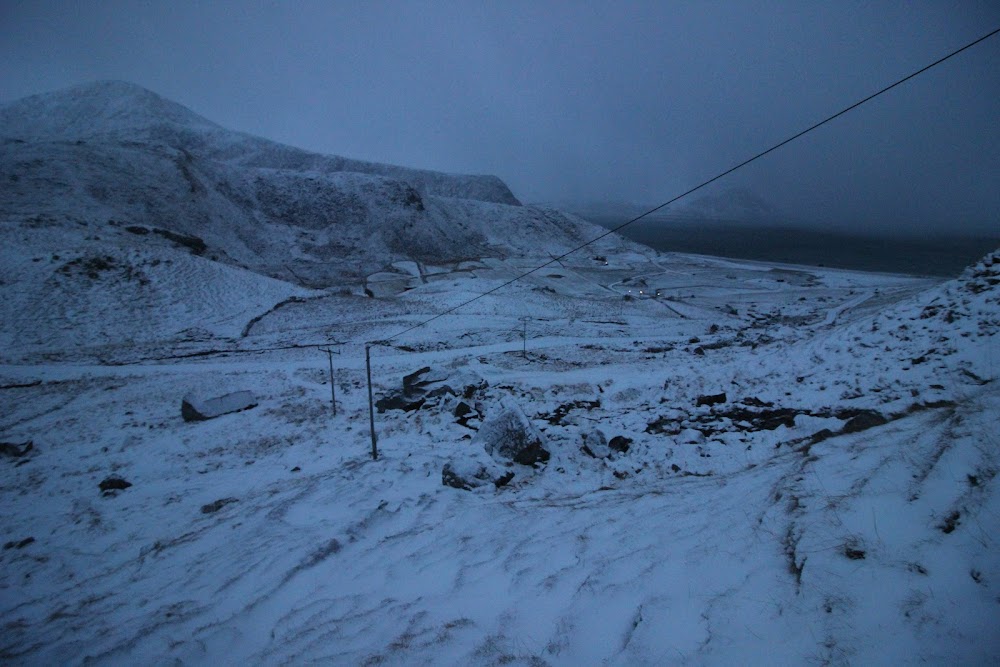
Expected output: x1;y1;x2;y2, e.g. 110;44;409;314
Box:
0;81;612;290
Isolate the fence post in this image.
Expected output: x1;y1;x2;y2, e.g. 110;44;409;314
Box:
323;347;336;416
519;316;530;359
365;343;378;460
320;342;344;416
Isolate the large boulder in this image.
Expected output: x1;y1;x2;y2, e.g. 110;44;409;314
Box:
402;366;449;395
474;398;550;466
182;390;258;422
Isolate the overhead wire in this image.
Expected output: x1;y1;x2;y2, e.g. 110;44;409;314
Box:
374;25;1000;346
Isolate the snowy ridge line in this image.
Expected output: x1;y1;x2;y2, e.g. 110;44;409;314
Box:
371;25;1000;345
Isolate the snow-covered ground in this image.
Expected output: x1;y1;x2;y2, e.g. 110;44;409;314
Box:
2;241;997;664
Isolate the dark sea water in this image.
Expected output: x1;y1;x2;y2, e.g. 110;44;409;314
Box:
586;217;999;278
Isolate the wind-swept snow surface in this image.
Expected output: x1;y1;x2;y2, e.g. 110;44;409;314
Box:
2;247;997;665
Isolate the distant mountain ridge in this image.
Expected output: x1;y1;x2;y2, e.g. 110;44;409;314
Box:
0;80;521;206
0;81;620;288
676;188;779;222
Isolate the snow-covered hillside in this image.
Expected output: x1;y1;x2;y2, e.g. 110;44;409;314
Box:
0;81;611;297
0;81;520;207
1;234;997;663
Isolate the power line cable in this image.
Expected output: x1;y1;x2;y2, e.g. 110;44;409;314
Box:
376;26;1000;345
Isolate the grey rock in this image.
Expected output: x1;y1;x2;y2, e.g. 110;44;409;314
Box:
608;435;632;454
475;398;550;466
842;410;888;434
99;476;132;496
441;455;507;491
696;392;727;407
581;428;612;458
201;497;239;514
0;441;33;458
182;390;258;422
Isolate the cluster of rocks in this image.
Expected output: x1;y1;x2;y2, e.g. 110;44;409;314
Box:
376;366;641;492
646;391;896;448
579;429;632;458
375;366;487;414
442;397;550;491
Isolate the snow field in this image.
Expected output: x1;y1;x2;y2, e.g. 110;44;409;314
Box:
2;251;997;664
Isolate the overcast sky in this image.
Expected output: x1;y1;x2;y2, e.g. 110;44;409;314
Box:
1;1;998;235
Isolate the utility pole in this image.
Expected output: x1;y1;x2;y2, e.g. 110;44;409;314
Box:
519;316;531;360
365;343;379;460
319;341;344;416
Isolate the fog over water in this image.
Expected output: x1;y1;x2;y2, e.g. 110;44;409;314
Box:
583;212;999;277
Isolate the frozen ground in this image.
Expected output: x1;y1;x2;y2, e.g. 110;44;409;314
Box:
2;242;998;665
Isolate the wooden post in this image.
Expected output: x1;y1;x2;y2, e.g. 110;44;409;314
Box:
320;342;343;416
325;347;337;416
519;316;530;359
365;344;378;460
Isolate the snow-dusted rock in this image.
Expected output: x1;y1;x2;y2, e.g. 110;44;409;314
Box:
608;435;632;454
0;441;33;459
841;410;888;433
402;366;450;395
181;390;258;422
98;476;131;496
365;271;415;298
580;428;612;458
475;398;550;466
441;456;509;491
453;400;482;428
696;392;727;407
391;261;422;278
677;428;706;444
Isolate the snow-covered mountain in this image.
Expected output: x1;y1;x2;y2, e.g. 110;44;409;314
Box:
0;81;609;291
